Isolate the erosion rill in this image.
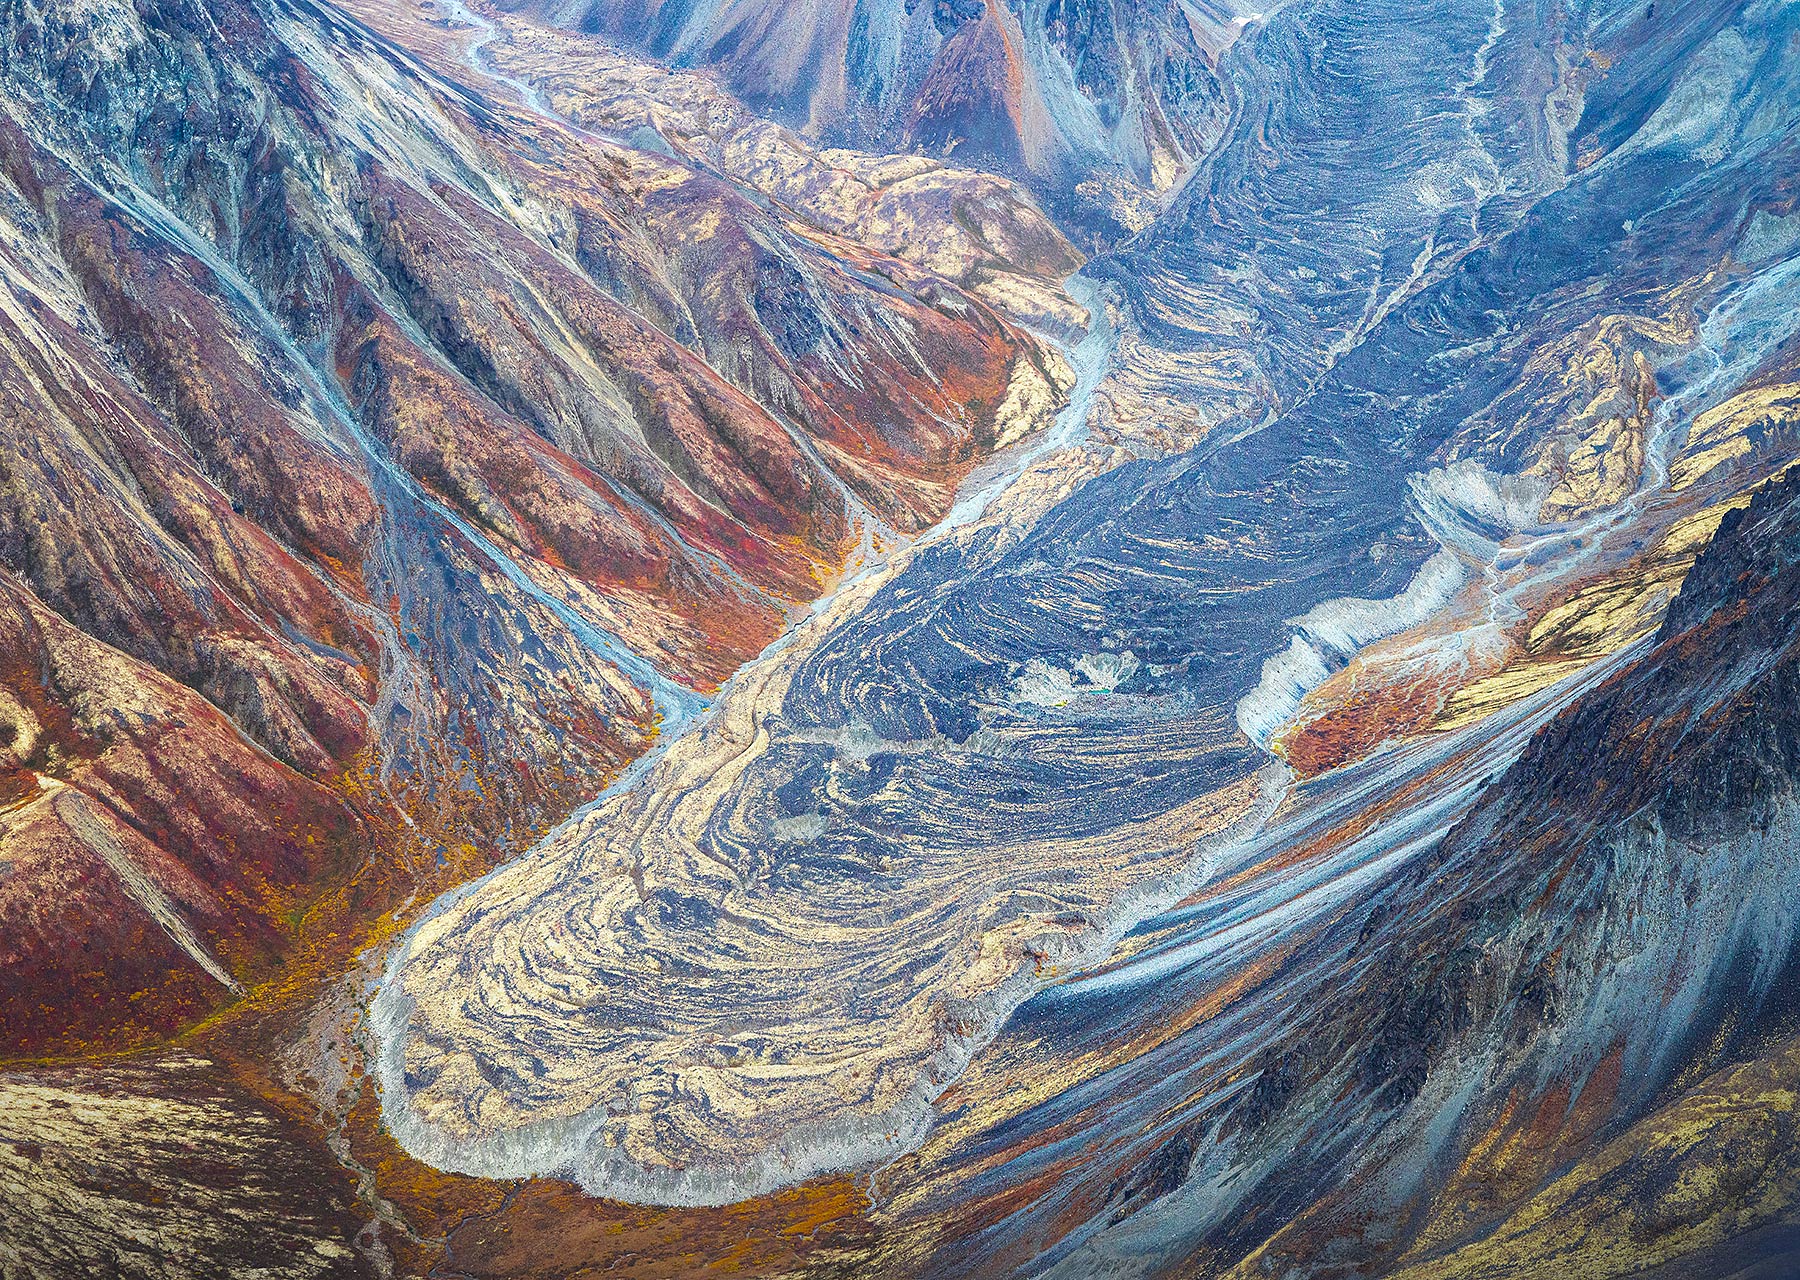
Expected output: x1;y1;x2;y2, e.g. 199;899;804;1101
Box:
5;1;1800;1278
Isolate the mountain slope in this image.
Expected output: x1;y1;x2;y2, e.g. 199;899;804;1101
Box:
0;0;1070;1056
498;0;1246;236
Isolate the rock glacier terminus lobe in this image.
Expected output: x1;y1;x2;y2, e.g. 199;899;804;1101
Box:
372;0;1800;1232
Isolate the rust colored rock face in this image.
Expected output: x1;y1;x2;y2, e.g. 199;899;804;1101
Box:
0;581;365;1056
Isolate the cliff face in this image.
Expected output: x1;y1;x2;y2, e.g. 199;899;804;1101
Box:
0;0;1068;1055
